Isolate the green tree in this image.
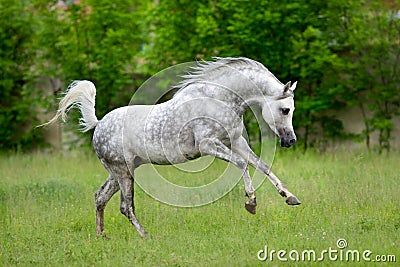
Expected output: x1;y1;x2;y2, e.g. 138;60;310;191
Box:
0;0;42;150
33;0;146;119
345;1;400;152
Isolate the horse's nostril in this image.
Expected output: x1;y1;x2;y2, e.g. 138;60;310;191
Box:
289;138;296;145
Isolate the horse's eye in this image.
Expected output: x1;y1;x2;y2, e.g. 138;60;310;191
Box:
281;108;290;115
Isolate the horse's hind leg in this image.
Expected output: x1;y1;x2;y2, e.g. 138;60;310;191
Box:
119;170;147;238
95;175;119;237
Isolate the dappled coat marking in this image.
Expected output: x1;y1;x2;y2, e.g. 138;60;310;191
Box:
41;57;301;238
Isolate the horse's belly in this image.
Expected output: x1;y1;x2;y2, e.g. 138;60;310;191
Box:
139;142;200;165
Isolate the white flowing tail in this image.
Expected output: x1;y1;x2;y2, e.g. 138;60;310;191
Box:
39;80;98;132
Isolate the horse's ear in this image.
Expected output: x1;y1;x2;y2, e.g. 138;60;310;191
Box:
283;81;291;94
290;81;297;91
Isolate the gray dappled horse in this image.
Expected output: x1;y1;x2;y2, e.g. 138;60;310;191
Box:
42;57;301;238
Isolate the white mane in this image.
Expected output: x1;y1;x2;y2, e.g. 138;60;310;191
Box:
173;57;282;97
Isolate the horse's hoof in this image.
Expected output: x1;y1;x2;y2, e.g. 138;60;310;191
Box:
286;196;301;205
139;231;147;239
245;203;257;214
97;233;111;240
245;198;257;214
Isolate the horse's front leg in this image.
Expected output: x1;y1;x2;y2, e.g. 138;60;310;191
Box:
199;138;257;214
232;136;301;205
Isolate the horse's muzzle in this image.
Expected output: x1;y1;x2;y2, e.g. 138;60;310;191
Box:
278;128;297;148
280;137;297;148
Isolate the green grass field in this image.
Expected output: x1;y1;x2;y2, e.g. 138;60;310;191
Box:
0;149;399;266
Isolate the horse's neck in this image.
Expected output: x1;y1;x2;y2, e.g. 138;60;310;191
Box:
174;68;280;114
210;69;280;102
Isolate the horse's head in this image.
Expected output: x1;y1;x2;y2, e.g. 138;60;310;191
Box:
262;81;297;148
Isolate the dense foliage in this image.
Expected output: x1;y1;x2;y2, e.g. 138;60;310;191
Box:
1;0;399;151
0;0;42;150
